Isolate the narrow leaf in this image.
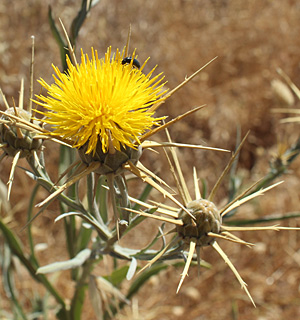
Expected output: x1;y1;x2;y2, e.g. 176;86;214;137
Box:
37;248;91;274
126;257;137;280
48;6;68;71
104;266;129;287
89;275;103;320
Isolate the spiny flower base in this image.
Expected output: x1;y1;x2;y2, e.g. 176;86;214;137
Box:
78;141;142;175
0;108;43;157
176;199;221;246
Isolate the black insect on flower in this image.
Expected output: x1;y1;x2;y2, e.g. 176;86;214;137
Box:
122;56;141;69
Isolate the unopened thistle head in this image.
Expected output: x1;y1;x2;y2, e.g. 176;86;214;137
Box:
0;36;44;200
0;107;43;158
127;132;300;306
35;47;167;156
0;100;44;200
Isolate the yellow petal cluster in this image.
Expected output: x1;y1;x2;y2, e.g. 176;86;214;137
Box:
36;47;167;154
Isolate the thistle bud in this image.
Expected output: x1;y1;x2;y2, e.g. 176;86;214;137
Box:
177;199;221;246
0;107;43;158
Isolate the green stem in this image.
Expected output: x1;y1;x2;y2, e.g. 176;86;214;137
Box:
27;154;112;242
87;173;103;223
114;175;131;222
27;154;86;213
70;258;95;319
97;176;108;223
0;218;66;311
27;184;40;265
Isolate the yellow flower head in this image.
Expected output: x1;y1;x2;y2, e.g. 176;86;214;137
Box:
36;47;167;154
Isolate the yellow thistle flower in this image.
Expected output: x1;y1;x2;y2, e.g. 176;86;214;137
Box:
34;47;222;213
35;47;167;155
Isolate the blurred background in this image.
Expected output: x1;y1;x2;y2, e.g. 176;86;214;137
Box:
1;1;300;319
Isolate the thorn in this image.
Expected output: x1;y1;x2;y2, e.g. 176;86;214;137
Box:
0;88;10;109
28;35;35;114
36;162;100;208
59;18;77;65
212;241;256;307
33;151;43;169
19;78;24;110
208;131;250;202
11;97;24;139
124;25;131;58
149;57;218;113
176;241;196;294
7;151;21;200
107;130;115;155
196;245;201;278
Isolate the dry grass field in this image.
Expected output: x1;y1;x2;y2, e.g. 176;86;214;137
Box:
1;1;300;319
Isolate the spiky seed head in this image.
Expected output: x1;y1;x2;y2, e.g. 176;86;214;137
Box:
177;199;221;246
78;142;142;175
0;108;43;158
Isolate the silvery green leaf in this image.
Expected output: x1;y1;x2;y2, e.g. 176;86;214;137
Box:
25;170;37;180
54;212;80;223
37;249;91;274
54;211;112;240
82;222;93;229
88;275;103;320
48;5;68;71
34;243;48;252
126;257;137;280
119;219;128;226
91;0;100;7
0;179;10;212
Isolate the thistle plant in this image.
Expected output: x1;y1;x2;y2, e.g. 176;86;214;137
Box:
127;131;300;307
1;2;300;320
0;18;225;319
29;25;223;236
